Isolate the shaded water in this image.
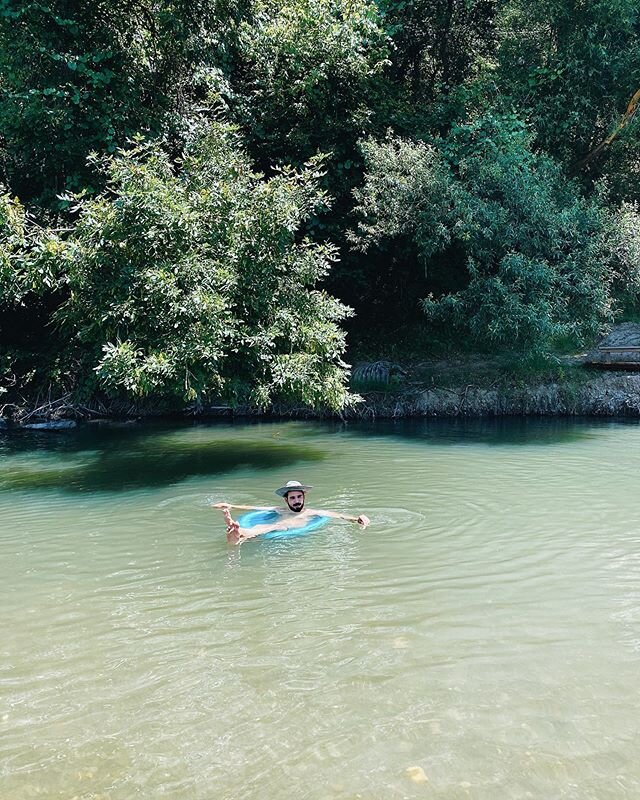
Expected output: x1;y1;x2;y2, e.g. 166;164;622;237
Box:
2;418;640;799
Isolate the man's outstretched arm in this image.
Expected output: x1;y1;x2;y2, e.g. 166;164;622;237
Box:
211;502;275;511
310;509;370;528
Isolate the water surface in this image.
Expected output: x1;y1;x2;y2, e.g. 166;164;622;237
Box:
2;418;640;799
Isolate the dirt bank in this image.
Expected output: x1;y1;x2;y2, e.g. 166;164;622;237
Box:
347;372;640;419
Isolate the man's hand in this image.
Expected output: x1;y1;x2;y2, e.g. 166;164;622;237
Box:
226;521;247;544
212;502;230;510
357;514;370;529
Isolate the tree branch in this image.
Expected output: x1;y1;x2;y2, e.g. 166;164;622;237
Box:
578;87;640;169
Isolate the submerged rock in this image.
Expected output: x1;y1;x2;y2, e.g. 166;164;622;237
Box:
405;765;429;784
22;420;77;431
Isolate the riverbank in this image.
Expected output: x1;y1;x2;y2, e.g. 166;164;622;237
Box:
4;361;640;425
346;369;640;418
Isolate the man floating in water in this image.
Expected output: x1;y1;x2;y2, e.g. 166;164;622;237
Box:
212;480;370;544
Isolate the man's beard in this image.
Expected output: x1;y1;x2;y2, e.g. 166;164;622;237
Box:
288;501;304;513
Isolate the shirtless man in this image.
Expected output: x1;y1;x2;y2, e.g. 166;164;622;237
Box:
212;480;370;544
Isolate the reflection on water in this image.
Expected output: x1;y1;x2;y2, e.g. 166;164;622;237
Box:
0;423;325;492
346;416;609;446
2;418;640;799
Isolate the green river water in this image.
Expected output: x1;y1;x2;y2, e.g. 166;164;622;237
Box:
2;418;640;799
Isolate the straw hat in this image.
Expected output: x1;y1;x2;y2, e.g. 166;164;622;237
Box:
275;480;312;497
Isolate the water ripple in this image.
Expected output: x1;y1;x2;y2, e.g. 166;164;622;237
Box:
3;419;640;799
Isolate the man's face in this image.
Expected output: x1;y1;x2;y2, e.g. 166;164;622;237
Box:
285;490;305;512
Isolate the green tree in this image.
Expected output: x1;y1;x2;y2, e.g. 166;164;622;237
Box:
0;190;67;393
48;124;355;410
608;202;640;311
353;114;616;351
0;0;233;206
229;0;389;194
494;0;640;201
376;0;498;135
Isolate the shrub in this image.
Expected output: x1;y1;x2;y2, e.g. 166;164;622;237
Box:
42;124;356;410
352;113;614;352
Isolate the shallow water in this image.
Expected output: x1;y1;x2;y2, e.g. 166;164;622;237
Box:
2;418;640;799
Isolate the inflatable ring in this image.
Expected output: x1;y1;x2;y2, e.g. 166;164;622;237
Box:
237;509;330;540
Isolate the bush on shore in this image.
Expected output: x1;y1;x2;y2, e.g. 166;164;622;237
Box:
0;124;356;412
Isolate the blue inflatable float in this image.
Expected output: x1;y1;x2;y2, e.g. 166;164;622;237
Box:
236;509;330;540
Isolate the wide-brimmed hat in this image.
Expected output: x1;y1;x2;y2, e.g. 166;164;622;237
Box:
275;480;312;497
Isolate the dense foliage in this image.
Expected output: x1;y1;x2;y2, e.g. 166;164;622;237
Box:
352;115;615;350
2;125;354;409
1;0;639;410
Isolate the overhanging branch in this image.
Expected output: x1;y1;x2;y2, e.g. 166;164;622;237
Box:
578;87;640;170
